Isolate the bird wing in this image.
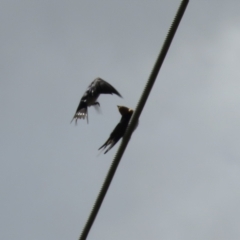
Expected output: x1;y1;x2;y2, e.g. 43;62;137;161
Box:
92;78;122;97
98;118;129;154
98;122;122;153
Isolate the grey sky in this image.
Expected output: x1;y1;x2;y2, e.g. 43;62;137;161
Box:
1;1;240;239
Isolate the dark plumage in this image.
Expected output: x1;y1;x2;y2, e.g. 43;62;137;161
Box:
98;106;136;154
71;78;122;124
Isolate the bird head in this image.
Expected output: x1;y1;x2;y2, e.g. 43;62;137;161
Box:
117;105;134;116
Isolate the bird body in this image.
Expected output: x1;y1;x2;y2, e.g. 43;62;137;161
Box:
71;78;122;123
99;106;136;154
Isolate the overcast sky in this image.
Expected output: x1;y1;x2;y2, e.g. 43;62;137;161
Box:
1;0;240;239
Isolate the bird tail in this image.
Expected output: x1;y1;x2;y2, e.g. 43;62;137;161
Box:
70;107;88;124
98;139;115;154
98;140;108;151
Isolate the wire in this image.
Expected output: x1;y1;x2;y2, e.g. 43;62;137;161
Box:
78;1;189;239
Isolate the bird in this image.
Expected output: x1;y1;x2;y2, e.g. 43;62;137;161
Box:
71;78;122;124
98;105;137;154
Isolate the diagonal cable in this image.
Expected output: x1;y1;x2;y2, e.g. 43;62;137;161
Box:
79;1;189;239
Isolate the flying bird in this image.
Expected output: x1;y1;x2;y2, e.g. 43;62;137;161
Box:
98;105;137;154
71;78;122;124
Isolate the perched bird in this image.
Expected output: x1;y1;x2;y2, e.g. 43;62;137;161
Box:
71;78;122;124
98;106;137;154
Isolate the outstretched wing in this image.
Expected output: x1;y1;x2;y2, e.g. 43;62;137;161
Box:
92;78;122;98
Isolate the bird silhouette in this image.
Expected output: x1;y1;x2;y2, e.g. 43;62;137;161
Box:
98;106;136;154
71;78;122;124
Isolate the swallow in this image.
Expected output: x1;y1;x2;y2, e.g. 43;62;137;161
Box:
71;78;122;123
71;78;122;124
98;106;137;154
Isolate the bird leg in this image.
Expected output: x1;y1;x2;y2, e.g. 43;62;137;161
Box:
92;102;100;107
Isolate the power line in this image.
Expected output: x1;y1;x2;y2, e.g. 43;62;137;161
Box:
78;1;189;239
